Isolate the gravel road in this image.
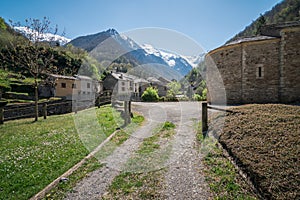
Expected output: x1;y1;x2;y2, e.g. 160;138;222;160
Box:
65;102;211;199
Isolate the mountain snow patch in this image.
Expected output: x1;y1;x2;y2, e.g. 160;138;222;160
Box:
14;26;71;45
167;59;176;67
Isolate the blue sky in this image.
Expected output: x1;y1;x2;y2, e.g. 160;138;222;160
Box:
1;0;282;52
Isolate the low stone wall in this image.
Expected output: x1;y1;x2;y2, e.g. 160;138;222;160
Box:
3;100;73;121
2;100;98;121
1;97;112;122
3;92;35;101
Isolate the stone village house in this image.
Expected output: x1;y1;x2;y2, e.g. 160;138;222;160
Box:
206;21;300;105
39;74;102;100
39;72;170;102
102;72;170;101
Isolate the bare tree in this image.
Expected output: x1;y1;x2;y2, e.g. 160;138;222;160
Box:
2;17;60;121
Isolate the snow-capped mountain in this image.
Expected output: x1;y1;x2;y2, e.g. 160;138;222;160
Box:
14;26;71;45
69;28;200;80
141;44;193;75
182;54;205;68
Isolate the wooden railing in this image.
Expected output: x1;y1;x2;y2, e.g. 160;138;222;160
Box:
0;96;112;124
201;102;235;137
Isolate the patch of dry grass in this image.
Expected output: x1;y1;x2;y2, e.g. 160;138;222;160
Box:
212;104;300;199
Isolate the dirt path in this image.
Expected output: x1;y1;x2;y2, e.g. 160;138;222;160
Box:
65;102;211;199
162;102;211;199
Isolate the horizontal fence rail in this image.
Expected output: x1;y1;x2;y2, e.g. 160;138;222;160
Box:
202;102;235;137
0;95;112;124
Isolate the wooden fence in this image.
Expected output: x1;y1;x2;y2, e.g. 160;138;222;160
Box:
0;100;71;124
201;101;234;137
0;96;112;124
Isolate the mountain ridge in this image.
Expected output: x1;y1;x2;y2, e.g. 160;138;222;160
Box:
227;0;300;43
68;28;199;80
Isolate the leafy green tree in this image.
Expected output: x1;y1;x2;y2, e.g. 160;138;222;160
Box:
167;81;181;98
141;87;159;102
0;17;6;30
193;93;202;101
201;88;207;100
193;88;207;101
1;17;60;121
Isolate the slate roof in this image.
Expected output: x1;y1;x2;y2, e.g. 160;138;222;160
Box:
49;74;76;80
226;36;278;46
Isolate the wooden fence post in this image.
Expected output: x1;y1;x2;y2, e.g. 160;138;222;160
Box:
74;100;77;114
43;103;47;119
128;101;131;115
124;101;128;125
202;101;208;137
124;101;131;126
0;108;4;124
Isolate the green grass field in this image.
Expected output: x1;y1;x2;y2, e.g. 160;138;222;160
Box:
0;105;123;200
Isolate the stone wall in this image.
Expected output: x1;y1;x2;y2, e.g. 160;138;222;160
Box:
242;39;280;103
206;44;242;104
2;98;101;122
3;100;73;121
279;27;300;103
206;25;300;105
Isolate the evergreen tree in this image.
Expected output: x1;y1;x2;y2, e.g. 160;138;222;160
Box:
255;14;266;35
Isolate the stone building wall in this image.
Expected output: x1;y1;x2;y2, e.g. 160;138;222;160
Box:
206;45;242;104
206;24;300;105
241;39;280;103
279;27;300;103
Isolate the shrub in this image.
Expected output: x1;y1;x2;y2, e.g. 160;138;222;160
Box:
193;88;207;101
141;87;159;102
164;96;178;102
193;94;202;101
177;95;189;101
0;84;11;92
159;96;166;102
162;121;176;130
202;88;207;100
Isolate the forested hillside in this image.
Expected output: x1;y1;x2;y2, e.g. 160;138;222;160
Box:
0;17;103;92
227;0;300;43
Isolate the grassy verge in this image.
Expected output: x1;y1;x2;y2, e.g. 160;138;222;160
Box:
103;121;176;199
0;105;121;200
43;113;144;200
213;104;300;199
197;123;258;199
43;157;102;200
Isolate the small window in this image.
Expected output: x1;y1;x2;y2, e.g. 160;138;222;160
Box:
61;83;66;88
72;83;76;88
121;81;125;86
258;67;262;77
122;87;126;91
87;83;91;88
256;66;264;78
83;91;86;94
